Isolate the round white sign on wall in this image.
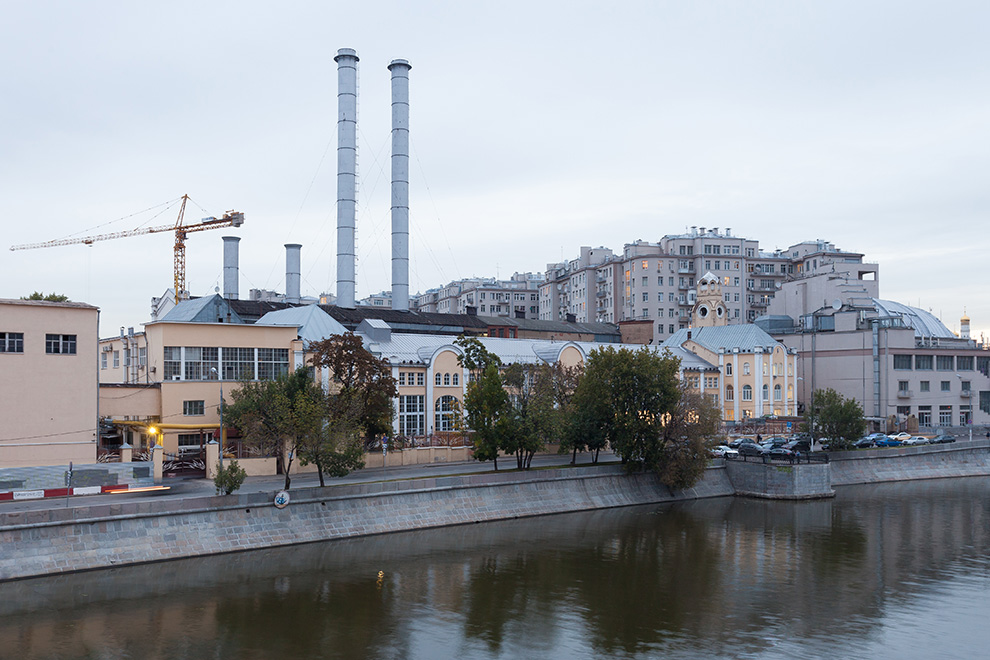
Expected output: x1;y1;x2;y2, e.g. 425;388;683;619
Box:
274;490;290;509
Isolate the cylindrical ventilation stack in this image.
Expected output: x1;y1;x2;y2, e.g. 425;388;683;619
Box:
285;244;302;304
222;236;240;300
389;58;411;312
334;47;359;308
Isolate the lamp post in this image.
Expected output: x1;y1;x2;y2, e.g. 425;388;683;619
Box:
211;367;224;472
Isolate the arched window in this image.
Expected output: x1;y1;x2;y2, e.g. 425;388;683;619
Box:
725;385;734;401
435;372;442;386
435;395;457;432
452;372;460;386
725;363;733;376
773;384;782;401
742;385;753;401
443;372;451;386
762;384;769;401
743;362;750;375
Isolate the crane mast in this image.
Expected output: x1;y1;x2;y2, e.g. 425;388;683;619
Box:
10;195;244;304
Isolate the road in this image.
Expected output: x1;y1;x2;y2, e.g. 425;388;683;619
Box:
0;451;620;514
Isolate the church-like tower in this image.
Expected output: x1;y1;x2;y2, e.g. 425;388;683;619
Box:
692;272;729;327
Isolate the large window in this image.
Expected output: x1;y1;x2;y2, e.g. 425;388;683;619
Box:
773;384;782;401
915;355;933;371
185;347;219;380
725;385;734;401
936;355;954;371
399;395;425;436
918;405;932;426
45;334;76;355
164;346;181;379
742;385;753;401
762;384;769;401
222;347;255;380
0;332;24;353
957;355;974;371
183;400;205;416
938;405;952;426
435;395;458;432
258;348;289;380
893;355;912;370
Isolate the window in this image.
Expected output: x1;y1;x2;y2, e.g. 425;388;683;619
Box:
896;406;910;417
452;372;460;386
893;354;912;370
642;292;648;302
918;406;931;426
443;373;451;386
46;334;76;355
957;355;974;371
725;363;732;375
915;355;933;371
0;332;24;353
936;355;954;371
742;385;753;401
257;348;289;380
704;376;719;389
941;381;951;392
743;362;750;375
398;372;406;386
183;400;205;416
416;373;425;386
138;347;147;367
101;352;108;369
960;405;972;426
178;433;204;454
435;372;442;386
920;381;930;392
961;380;971;392
725;385;734;401
762;384;769;401
222;347;255;380
774;384;782;401
435;395;458;432
164;346;181;379
898;380;909;392
938;405;952;426
399;395;425;436
185;347;219;380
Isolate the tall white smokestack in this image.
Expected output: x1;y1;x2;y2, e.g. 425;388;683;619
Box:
222;236;240;300
389;58;411;312
335;47;359;308
285;243;301;304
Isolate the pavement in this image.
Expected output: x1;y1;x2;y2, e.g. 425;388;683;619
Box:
0;451;620;514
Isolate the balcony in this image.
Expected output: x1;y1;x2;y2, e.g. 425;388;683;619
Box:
897;389;913;399
961;390;972;398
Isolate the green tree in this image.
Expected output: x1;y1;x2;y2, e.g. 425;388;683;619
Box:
308;333;398;447
299;386;366;487
22;291;69;302
649;384;722;490
503;362;569;470
214;460;247;495
462;361;512;470
807;388;865;451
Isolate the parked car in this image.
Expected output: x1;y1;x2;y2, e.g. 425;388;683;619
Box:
875;436;903;447
710;445;739;458
766;447;796;462
853;437;877;449
865;432;887;442
902;436;930;446
727;437;751;449
887;432;912;441
782;439;811;453
737;442;765;457
765;436;789;447
931;434;956;444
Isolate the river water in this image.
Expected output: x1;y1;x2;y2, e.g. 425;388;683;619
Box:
1;477;988;659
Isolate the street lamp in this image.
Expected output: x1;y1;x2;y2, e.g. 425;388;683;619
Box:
211;367;224;472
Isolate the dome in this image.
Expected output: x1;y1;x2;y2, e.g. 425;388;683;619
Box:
872;299;955;339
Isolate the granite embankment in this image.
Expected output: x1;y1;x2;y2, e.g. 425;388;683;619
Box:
0;464;734;581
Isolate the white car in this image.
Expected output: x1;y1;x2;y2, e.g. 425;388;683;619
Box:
887;432;912;441
902;436;930;446
710;445;739;458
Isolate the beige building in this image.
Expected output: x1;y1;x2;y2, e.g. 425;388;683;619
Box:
0;299;100;468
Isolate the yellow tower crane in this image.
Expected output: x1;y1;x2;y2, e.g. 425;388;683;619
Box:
10;195;245;304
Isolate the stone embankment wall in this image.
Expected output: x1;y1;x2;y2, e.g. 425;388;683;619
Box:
829;439;990;485
0;464;734;581
724;460;832;499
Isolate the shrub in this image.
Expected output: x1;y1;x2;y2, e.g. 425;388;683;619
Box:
214;460;247;495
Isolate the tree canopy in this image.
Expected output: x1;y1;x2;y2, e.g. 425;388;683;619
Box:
806;387;865;451
22;292;69;302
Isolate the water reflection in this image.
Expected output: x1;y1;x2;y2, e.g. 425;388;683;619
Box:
1;478;988;659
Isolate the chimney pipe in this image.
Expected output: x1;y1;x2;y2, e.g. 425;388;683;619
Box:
222;236;240;300
285;244;301;304
389;58;412;312
335;47;359;308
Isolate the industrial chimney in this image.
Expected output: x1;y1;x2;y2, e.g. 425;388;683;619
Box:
389;58;411;312
222;236;240;300
285;244;301;304
335;48;359;308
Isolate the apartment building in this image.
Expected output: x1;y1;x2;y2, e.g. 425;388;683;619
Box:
416;273;543;319
0;299;100;468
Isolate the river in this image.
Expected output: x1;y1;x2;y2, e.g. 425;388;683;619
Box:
1;477;988;659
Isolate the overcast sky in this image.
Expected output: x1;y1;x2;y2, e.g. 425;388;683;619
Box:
3;1;988;341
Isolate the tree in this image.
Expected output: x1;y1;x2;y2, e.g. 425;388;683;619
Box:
308;333;398;447
22;292;69;302
214;460;247;495
299;385;366;487
462;361;511;470
648;384;721;490
502;362;563;470
807;388;865;451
